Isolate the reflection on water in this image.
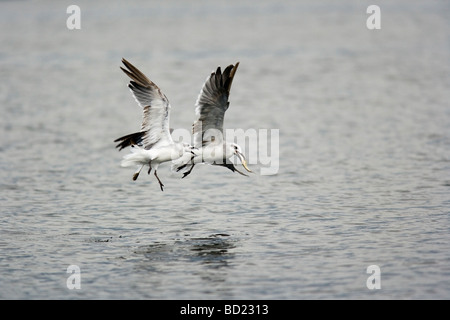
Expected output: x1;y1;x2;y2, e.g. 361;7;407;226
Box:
0;0;449;299
132;234;237;298
136;235;235;269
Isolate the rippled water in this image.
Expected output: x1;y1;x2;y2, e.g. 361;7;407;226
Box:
1;0;449;299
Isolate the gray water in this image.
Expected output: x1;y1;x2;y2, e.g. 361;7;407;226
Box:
1;0;449;300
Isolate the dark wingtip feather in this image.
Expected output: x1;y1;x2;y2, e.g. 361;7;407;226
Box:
213;162;248;176
114;131;145;151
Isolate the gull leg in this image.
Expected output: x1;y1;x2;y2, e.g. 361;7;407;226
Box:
133;165;144;181
154;170;164;191
176;153;196;172
148;161;152;175
182;164;195;179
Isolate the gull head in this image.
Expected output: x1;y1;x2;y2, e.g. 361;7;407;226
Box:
231;143;252;173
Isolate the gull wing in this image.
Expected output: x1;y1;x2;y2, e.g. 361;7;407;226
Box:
192;62;239;148
118;58;173;150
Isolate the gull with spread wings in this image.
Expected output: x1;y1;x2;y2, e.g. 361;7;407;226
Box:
174;62;252;178
114;58;193;191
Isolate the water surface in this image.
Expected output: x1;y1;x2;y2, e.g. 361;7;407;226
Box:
0;0;449;299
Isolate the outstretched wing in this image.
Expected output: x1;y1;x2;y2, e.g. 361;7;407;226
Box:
119;58;173;149
192;62;239;148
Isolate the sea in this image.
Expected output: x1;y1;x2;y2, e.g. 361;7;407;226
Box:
0;0;449;299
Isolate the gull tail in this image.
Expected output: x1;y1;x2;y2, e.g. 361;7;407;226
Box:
114;131;145;151
120;146;149;167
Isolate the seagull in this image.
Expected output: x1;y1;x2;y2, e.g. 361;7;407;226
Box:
174;62;252;178
114;58;193;191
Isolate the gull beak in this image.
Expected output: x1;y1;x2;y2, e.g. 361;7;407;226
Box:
236;152;252;173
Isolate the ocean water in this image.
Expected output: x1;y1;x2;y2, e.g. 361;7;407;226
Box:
0;0;449;299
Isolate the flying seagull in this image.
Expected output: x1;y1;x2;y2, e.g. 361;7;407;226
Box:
114;58;192;191
174;62;252;178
